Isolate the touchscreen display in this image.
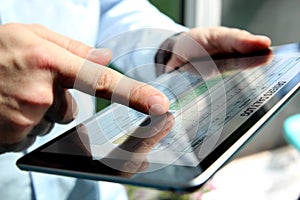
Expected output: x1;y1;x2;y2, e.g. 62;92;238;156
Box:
42;44;300;172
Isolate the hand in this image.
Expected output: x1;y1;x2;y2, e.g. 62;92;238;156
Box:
186;26;271;54
0;23;169;150
157;26;272;74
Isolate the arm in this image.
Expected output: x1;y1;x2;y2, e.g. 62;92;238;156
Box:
98;0;186;42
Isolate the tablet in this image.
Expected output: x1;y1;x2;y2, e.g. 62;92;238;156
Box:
17;43;300;193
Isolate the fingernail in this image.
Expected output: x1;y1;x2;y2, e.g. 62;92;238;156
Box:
94;48;112;56
88;48;112;64
255;35;271;42
148;94;169;115
89;48;111;56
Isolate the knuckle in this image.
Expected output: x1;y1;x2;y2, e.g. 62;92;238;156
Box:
96;68;114;97
31;46;51;68
25;46;52;69
129;83;148;106
30;90;53;107
130;83;149;98
17;80;54;109
130;85;142;101
14;117;34;132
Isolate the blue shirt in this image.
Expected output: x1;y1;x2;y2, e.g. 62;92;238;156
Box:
0;0;186;199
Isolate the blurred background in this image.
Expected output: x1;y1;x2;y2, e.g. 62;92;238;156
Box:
122;0;300;199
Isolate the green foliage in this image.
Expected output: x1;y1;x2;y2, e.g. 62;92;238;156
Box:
149;0;183;24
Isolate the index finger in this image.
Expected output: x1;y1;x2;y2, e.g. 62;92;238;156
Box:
47;45;170;115
73;59;170;115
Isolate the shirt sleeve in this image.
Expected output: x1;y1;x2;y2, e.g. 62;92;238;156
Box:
98;0;186;43
97;0;188;81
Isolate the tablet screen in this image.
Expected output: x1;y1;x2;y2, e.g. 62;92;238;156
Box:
17;43;300;192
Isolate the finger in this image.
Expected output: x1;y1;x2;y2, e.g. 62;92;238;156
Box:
188;27;271;55
45;86;78;124
30;24;112;65
89;64;170;115
166;27;272;73
87;48;112;65
98;68;170;115
166;33;213;72
30;24;93;59
48;47;170;115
